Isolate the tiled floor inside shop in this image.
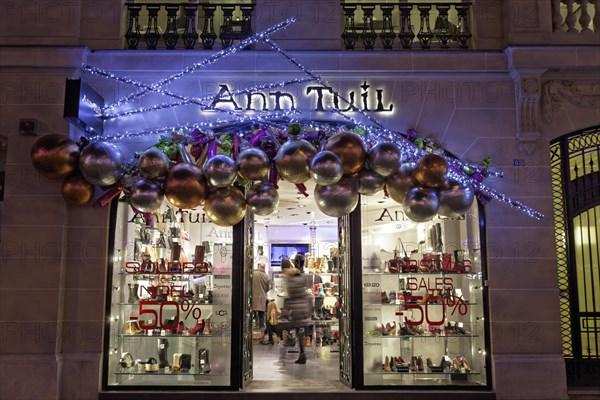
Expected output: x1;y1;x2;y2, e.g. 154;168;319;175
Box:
246;336;349;392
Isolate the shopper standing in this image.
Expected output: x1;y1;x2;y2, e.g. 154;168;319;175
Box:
252;263;270;338
283;253;310;364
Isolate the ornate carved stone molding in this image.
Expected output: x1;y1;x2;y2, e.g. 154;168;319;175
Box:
509;67;546;155
541;80;600;123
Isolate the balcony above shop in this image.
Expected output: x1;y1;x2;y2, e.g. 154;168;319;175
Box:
0;1;597;50
123;2;256;50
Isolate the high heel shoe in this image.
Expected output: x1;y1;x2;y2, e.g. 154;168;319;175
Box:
384;321;397;336
390;355;397;372
417;356;424;371
383;356;391;372
410;356;418;372
188;319;205;335
381;291;389;304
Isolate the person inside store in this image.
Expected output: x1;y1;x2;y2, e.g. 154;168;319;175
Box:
281;253;310;364
260;296;280;345
252;262;270;341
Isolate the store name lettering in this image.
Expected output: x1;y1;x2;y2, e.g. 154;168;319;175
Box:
375;208;465;222
210;82;393;113
129;211;208;224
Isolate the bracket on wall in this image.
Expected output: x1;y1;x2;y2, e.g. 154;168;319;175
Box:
509;67;547;156
63;78;105;136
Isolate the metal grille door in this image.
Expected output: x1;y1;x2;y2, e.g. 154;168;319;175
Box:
551;126;600;386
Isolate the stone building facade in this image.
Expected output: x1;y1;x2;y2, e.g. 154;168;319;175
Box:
0;1;599;399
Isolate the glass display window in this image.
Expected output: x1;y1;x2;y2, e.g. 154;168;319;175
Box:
360;198;489;387
103;200;233;388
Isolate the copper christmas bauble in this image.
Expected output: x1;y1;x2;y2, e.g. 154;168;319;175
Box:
61;174;94;206
138;147;170;179
274;139;317;183
438;179;474;218
314;175;359;218
358;169;386;196
163;163;208;209
246;183;279;216
310;150;343;186
130;178;164;213
236;148;270;181
204;187;247;227
31;134;79;179
79;142;125;186
386;163;417;204
368;142;401;177
414;154;448;188
204;154;237;188
403;187;440;222
324;131;367;175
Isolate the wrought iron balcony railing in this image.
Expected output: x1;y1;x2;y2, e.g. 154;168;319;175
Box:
341;2;473;50
124;2;255;50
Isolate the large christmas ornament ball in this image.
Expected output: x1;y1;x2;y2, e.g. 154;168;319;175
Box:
138;147;170;179
386;163;417;204
414;154;448;188
163;163;208;209
246;183;279;216
61;174;94;206
358;169;385;196
79;142;125;186
310;151;343;186
204;187;247;227
274;139;317;183
130;178;164;213
403;187;440;222
204;154;237;188
314;175;359;218
31;134;79;179
438;179;474;217
368;142;401;177
236;148;270;181
324;131;367;175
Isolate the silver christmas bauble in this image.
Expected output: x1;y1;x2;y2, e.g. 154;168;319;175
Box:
138;147;170;179
438;179;474;217
79;142;125;186
310;151;343;186
203;154;237;188
314;175;359;218
368;142;401;177
246;183;279;216
358;169;386;196
130;178;164;213
236;148;270;181
403;187;440;222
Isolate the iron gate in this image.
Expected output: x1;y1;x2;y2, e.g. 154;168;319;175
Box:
551;125;600;386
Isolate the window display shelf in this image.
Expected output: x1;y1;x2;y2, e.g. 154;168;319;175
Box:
117;302;213;306
373;371;481;375
119;334;216;338
376;334;479;339
118;273;211;277
366;302;477;307
115;370;223;376
363;272;480;276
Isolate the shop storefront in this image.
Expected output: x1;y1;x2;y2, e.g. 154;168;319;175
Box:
48;26;502;392
3;2;600;400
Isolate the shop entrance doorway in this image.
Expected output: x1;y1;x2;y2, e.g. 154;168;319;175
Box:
242;181;353;392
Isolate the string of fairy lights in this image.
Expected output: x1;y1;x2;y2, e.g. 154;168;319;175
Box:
79;18;543;220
